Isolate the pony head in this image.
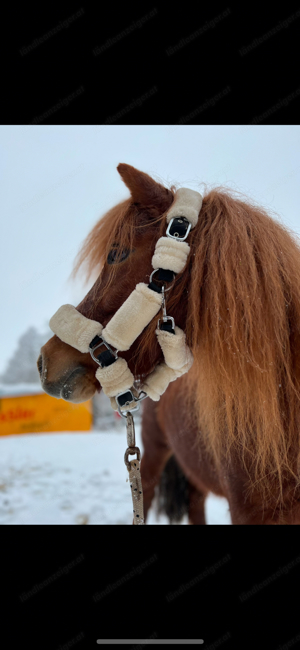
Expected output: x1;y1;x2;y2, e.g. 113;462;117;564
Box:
38;163;178;402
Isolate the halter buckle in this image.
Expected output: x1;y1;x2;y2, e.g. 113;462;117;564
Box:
166;217;191;241
115;389;148;418
157;315;175;331
89;336;118;367
116;390;140;418
149;268;175;292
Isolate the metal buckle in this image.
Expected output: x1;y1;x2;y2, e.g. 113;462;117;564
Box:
149;269;175;292
166;217;191;241
115;389;148;418
89;336;118;367
157;315;175;330
116;390;139;418
136;390;148;402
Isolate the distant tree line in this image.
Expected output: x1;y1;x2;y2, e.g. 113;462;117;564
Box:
0;326;51;384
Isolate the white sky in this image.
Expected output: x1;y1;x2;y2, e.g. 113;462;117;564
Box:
0;125;299;374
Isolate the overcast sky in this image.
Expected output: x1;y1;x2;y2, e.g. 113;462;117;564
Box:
0;125;299;375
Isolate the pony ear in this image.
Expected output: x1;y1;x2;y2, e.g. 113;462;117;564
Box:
117;163;173;211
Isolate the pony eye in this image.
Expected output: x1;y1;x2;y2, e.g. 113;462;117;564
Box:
107;248;130;264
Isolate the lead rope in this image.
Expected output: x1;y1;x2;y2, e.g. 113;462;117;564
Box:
122;273;179;525
124;412;144;525
122;281;173;526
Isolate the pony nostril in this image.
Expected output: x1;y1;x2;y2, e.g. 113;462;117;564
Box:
37;354;43;376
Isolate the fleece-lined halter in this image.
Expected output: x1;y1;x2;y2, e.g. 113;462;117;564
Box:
49;187;202;523
50;188;202;414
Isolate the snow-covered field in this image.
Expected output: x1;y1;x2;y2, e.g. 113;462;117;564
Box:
0;424;231;525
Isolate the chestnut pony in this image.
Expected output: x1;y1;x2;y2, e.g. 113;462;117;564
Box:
38;163;300;525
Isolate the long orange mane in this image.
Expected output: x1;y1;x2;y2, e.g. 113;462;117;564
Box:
73;186;300;506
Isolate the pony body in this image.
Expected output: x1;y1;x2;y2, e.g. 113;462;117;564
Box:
38;163;300;523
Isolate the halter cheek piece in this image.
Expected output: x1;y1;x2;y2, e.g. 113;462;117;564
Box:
49;188;203;417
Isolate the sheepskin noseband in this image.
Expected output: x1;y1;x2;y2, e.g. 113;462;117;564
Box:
49;187;202;414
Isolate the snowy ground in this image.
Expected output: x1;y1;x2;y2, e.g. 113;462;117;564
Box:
0;424;231;525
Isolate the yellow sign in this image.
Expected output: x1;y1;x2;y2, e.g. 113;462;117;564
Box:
0;392;92;435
